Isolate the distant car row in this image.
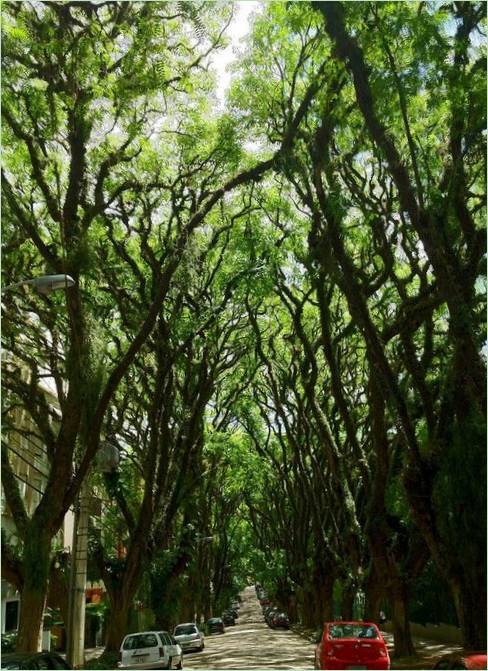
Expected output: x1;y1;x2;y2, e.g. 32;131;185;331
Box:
207;597;241;635
255;585;290;630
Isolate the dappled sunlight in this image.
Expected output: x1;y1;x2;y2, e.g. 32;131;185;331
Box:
183;588;466;670
185;587;315;669
382;631;463;669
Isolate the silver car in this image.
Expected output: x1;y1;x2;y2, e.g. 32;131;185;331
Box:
173;623;205;653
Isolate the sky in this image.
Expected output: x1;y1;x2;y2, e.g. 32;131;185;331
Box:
212;1;261;105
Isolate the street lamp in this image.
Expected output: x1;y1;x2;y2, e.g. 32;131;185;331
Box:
67;442;120;668
2;274;75;294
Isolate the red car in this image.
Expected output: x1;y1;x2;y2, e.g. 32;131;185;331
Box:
432;652;487;669
314;621;390;670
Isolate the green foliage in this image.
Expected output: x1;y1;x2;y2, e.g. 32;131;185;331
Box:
2;0;485;650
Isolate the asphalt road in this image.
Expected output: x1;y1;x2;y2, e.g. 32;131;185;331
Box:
184;586;315;669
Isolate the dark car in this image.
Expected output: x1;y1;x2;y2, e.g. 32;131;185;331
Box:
270;612;290;629
1;652;72;669
207;617;225;634
227;607;239;619
222;611;235;626
432;652;487;669
265;607;280;624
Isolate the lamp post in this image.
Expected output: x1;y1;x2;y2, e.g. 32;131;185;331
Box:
66;442;119;669
2;274;75;294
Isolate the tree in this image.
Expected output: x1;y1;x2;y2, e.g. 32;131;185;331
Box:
2;1;308;650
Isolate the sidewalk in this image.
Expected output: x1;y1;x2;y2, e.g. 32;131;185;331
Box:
382;630;462;669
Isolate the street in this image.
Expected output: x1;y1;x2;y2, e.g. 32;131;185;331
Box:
181;586;464;671
80;584;464;669
185;587;315;669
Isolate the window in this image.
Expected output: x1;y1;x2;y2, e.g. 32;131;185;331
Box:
123;634;158;650
5;602;19;632
328;624;379;639
174;625;197;636
158;633;171;645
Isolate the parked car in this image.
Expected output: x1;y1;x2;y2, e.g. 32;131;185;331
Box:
118;630;183;669
432;652;487;669
227;607;239;619
173;623;204;653
161;633;183;669
207;617;225;634
314;621;390;670
270;612;290;629
222;611;236;626
1;652;71;669
265;607;280;624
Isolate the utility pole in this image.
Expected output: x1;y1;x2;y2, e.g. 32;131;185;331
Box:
67;481;89;669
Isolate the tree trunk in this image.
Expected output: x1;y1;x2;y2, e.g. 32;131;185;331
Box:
363;574;383;623
315;574;335;624
299;588;317;628
287;593;298;623
104;590;132;652
341;580;355;621
390;585;415;658
449;573;487;650
16;526;51;652
47;567;69;632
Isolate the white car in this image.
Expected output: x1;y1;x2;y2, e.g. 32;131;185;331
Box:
118;630;183;669
173;623;205;653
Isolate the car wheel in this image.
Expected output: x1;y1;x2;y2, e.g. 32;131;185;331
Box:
176;659;183;669
167;656;173;669
200;643;205;651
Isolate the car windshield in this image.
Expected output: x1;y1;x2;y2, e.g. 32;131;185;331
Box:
123;633;158;650
329;624;378;639
174;625;197;636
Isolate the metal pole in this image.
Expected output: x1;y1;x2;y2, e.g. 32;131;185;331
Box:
67;481;89;669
